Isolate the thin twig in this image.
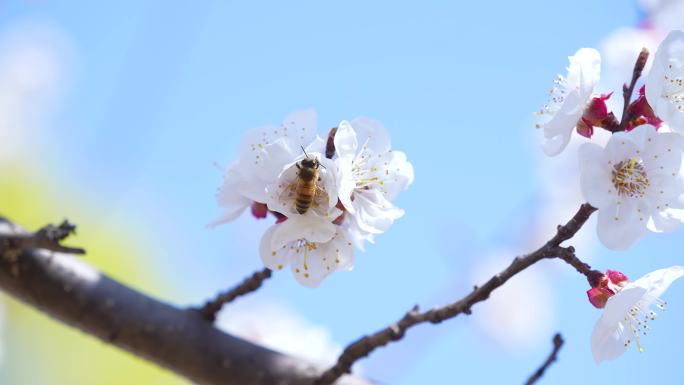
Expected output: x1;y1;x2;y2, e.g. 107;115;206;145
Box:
314;203;597;385
616;48;650;132
196;268;272;322
524;333;565;385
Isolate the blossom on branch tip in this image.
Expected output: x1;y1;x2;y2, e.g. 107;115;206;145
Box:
259;221;354;288
646;30;684;134
578;124;684;250
334;118;414;249
591;266;684;364
213;110;413;287
537;48;602;156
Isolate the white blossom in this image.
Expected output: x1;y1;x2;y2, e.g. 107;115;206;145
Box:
259;222;354;287
212;109;319;225
645;30;684;134
537;48;601;156
591;266;684;364
213;111;413;287
334;118;414;249
578;124;684;250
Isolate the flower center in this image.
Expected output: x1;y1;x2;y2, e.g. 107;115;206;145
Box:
352;143;385;190
611;157;650;198
623;299;667;353
294;239;318;275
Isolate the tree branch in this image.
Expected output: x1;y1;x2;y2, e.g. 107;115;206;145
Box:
0;218;373;385
524;333;564;385
314;203;597;385
196;268;272;322
0;219;86;256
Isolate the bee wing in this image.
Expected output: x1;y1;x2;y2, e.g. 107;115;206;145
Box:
311;185;331;216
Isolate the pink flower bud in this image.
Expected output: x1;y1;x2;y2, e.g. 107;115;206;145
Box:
606;269;629;287
626;86;663;131
584;93;611;122
586;269;631;308
587;287;612;309
251;202;268;219
576;93;612;138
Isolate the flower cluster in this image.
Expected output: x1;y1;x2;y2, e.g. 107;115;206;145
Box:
213;110;413;287
540;31;684;250
537;30;684;364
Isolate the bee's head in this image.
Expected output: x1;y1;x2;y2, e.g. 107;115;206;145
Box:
300;146;322;169
300;157;317;169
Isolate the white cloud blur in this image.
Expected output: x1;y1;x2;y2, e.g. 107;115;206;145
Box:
646;0;684;32
0;20;74;163
215;299;343;367
468;251;555;351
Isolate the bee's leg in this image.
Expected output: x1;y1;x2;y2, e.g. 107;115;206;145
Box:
296;163;301;170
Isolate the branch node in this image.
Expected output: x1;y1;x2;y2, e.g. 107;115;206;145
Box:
0;219;86;257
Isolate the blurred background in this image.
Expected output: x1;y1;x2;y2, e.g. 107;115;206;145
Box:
1;1;683;384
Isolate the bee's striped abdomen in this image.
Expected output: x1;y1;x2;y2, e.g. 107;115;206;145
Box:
295;180;315;214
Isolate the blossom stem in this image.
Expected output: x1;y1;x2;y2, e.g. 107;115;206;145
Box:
196;268;272;322
524;333;565;385
615;48;650;132
314;203;596;385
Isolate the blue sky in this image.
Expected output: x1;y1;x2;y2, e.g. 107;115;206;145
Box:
5;1;684;384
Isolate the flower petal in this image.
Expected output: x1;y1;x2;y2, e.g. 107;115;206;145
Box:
627;265;684;301
270;215;337;250
351;189;404;234
603;130;641;164
238;108;317;160
541;94;582;156
596;200;648;250
573;48;602;97
333;121;358;158
350;116;391;153
591;287;646;364
579;143;615;208
290;229;355;288
211;163;252;226
646;31;684;134
259;225;291;271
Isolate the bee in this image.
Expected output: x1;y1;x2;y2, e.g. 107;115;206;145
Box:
294;147;325;214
